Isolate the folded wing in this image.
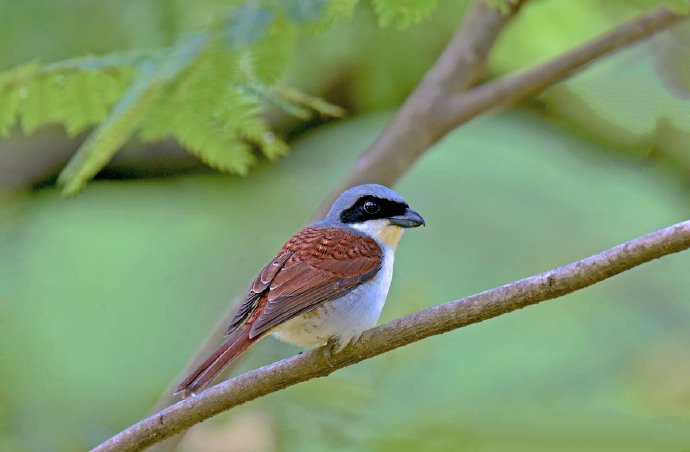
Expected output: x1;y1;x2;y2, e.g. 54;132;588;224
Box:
228;226;383;338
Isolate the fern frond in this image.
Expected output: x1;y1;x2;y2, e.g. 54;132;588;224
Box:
142;42;288;174
223;3;275;50
370;0;439;29
0;58;139;138
240;118;290;160
61;70;130;136
240;80;346;120
0;62;39;135
57;69;165;195
20;70;129;136
0;0;365;195
41;50;160;73
249;18;298;83
284;0;360;31
239;80;312;119
276;0;331;23
58;36;207;195
276;86;347;118
326;0;361;21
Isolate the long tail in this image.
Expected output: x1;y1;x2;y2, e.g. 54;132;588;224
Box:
175;327;256;397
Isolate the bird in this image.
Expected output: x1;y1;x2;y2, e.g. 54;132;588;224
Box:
175;184;425;396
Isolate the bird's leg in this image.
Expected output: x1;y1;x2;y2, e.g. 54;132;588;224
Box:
322;337;340;366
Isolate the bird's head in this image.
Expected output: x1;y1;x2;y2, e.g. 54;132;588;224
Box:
325;184;425;249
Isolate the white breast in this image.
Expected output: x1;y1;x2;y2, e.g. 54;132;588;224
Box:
272;246;395;351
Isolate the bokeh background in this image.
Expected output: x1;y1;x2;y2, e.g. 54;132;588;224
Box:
1;1;690;451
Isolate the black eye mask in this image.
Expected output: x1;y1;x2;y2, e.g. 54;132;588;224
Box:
340;196;408;224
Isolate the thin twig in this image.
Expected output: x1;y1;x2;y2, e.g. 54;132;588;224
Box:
311;0;525;220
313;6;687;218
94;220;690;451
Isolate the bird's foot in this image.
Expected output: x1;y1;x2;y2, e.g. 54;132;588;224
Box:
322;337;341;367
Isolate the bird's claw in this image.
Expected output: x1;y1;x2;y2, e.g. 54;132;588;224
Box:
322;337;339;366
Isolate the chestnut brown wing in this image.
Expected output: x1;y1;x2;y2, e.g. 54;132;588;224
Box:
226;226;383;339
225;252;291;335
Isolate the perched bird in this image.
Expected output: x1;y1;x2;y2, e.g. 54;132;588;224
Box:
175;184;424;396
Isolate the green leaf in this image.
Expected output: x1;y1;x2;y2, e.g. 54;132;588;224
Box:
223;4;274;50
0;54;143;138
0;62;38;135
278;0;331;22
57;68;165;195
239;80;346;119
0;85;21;135
18;75;50;134
41;50;159;73
370;0;439;29
239;80;312;119
240;117;290;160
326;0;361;21
158;46;282;173
19;70;129;136
61;70;130;136
250;18;298;83
276;86;347;118
58;36;207;195
1;0;367;193
135;81;178;143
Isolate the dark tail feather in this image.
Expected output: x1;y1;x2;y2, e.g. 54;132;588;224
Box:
175;328;256;397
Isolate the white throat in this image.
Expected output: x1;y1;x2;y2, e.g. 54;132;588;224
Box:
349;219;404;250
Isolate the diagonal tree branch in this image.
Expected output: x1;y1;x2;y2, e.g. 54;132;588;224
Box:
148;0;524;425
310;0;525;221
95;220;690;451
312;5;688;219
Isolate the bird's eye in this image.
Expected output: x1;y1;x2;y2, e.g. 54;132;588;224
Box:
363;200;380;214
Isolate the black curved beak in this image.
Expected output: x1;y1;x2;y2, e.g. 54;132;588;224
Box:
389;208;425;228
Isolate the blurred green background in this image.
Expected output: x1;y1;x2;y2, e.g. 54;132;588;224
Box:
1;1;690;451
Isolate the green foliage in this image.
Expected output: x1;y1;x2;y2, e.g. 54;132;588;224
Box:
0;57;136;137
325;0;361;21
57;37;208;195
277;0;331;22
58;71;164;195
1;0;687;195
249;18;299;83
0;1;354;195
0;0;443;195
371;0;439;29
138;41;284;175
0;0;452;195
